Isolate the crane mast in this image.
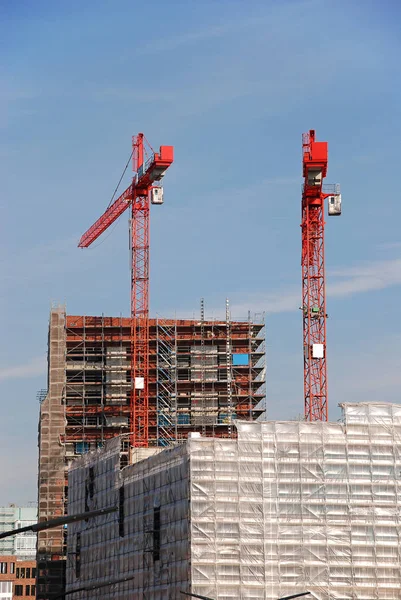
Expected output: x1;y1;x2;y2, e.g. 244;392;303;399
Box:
131;134;150;447
301;130;340;422
78;133;173;447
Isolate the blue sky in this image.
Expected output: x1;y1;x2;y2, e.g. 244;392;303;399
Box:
1;0;401;504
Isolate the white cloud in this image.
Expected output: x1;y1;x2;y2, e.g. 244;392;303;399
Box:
0;356;46;382
328;258;401;297
181;256;401;319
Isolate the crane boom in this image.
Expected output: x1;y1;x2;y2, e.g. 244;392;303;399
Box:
78;184;133;248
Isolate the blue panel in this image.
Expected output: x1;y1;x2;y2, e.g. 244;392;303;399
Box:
177;414;190;425
158;414;170;427
232;353;249;366
75;442;90;455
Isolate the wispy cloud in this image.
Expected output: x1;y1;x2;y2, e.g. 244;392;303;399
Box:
137;22;246;55
328;258;401;296
378;241;401;251
0;356;46;382
0;80;39;129
91;1;344;120
135;16;273;56
135;0;322;56
188;256;401;318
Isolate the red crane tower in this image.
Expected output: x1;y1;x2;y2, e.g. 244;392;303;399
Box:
301;130;341;422
79;134;174;446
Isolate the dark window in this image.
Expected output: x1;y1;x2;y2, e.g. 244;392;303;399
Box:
84;480;89;515
119;485;125;537
86;353;102;363
25;585;30;596
18;567;25;579
16;567;20;578
31;568;36;579
153;506;161;561
31;585;36;596
10;562;15;574
75;533;81;578
0;562;7;574
26;568;31;579
89;467;95;499
15;585;23;596
85;416;98;426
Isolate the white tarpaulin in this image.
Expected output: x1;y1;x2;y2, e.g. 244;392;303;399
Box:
66;403;401;600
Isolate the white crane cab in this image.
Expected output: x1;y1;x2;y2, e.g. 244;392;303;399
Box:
150;186;164;205
328;194;341;216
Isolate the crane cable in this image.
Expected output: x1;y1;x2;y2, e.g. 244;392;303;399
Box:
87;149;134;249
106;149;134;209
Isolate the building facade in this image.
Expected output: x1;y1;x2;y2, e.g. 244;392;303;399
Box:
37;306;266;599
0;507;37;560
0;556;36;600
67;403;401;600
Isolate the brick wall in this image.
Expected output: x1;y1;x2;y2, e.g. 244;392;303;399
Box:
0;557;36;599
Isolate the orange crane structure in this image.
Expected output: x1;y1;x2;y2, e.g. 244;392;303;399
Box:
301;130;341;421
78;134;174;446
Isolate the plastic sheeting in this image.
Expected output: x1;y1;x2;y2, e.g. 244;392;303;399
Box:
66;403;401;600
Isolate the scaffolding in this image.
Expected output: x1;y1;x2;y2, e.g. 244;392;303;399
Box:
156;318;177;447
64;314;131;451
155;309;266;443
38;305;266;598
66;403;401;600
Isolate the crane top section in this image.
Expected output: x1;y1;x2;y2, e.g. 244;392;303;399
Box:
78;133;174;248
302;129;328;188
302;129;341;215
135;145;174;189
133;133;174;191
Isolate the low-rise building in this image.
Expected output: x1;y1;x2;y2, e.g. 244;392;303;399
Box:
0;556;36;600
0;507;37;560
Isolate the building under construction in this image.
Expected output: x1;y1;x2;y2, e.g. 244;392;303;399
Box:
66;402;401;600
37;305;266;599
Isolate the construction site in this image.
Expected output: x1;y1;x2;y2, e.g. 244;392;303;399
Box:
37;306;266;598
35;131;401;600
66;402;401;600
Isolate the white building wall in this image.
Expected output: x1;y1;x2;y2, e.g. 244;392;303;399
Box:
66;403;401;600
0;507;37;558
0;581;12;600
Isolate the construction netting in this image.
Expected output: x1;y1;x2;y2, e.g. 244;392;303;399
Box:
66;403;401;600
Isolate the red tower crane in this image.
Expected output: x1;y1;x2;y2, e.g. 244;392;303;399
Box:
78;134;174;446
301;130;341;422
